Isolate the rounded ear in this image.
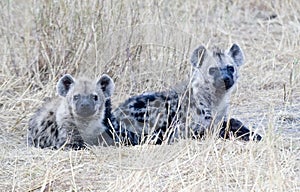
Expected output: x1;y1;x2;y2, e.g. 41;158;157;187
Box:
56;74;75;97
97;74;115;98
190;45;207;68
228;43;244;67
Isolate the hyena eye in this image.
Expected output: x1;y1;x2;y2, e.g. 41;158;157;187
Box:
91;94;98;101
227;66;235;73
209;67;218;75
73;95;80;101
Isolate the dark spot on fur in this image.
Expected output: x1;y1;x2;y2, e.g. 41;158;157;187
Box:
205;116;211;120
133;112;146;122
196;108;205;115
46;120;53;127
133;100;146;109
54;129;59;138
160;122;168;131
50;126;56;134
144;94;157;102
49;111;54;116
33;138;39;147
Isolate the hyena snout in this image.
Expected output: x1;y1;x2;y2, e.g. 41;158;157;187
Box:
209;66;235;90
221;73;234;90
75;96;98;117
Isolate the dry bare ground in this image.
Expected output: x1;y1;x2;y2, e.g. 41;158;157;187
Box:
0;0;299;191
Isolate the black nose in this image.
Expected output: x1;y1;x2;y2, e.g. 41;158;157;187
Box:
223;76;233;90
80;102;91;108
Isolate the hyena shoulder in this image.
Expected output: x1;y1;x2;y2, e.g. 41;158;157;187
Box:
28;98;70;149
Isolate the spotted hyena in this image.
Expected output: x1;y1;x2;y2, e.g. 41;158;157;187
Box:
114;44;262;144
28;74;137;149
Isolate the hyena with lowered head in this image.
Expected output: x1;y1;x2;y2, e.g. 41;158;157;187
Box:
28;74;136;149
114;44;261;144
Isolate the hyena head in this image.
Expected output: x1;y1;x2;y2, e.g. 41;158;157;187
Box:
57;74;115;118
190;44;244;93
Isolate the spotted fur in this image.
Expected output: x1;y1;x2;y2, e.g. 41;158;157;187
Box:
114;44;262;144
27;74;136;149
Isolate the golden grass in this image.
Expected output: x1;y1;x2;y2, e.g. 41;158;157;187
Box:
0;0;299;191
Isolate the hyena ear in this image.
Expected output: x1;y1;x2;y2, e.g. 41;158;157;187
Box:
228;44;244;67
57;74;75;97
190;45;207;68
97;74;115;98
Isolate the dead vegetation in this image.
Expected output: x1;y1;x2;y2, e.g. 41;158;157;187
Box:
0;0;299;191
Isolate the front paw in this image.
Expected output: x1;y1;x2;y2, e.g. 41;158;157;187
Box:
220;118;262;141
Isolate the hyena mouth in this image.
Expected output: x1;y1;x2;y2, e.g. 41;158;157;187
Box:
214;77;234;90
76;108;97;118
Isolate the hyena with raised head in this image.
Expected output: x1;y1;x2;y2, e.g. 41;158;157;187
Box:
28;74;137;149
114;44;261;144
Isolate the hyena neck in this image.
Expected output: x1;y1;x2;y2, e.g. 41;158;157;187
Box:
190;78;231;121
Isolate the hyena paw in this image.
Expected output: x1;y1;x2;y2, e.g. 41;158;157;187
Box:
220;118;262;141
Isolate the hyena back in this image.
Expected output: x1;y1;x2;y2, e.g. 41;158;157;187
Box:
28;74;129;149
114;44;261;144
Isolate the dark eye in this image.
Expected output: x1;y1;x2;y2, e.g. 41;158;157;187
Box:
209;67;218;75
73;95;80;101
92;94;98;101
227;66;235;73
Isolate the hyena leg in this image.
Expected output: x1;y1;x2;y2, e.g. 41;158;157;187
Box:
65;130;85;150
220;118;262;141
61;123;85;150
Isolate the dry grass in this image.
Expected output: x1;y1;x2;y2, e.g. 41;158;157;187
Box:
0;0;299;191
